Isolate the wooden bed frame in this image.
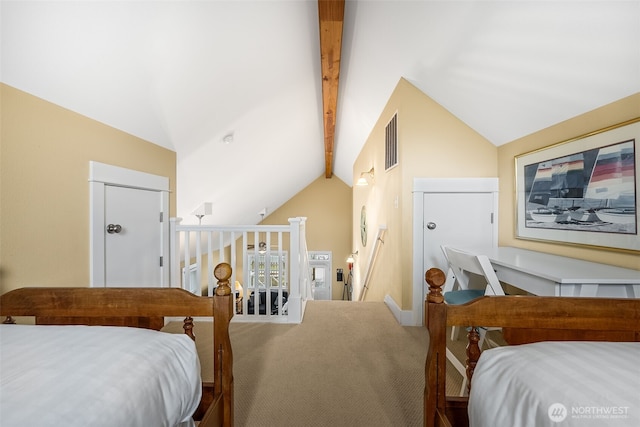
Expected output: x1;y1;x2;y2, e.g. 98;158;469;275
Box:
1;262;235;427
423;267;640;427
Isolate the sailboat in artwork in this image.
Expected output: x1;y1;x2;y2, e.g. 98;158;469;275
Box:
528;154;585;223
583;140;636;225
527;161;559;222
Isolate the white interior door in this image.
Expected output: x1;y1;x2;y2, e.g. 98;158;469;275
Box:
89;161;170;288
411;178;499;326
423;192;496;273
309;251;332;300
311;264;330;300
105;185;162;286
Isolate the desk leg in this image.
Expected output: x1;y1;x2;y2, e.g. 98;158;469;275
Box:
495;267;557;296
575;284;598;297
561;284;598;296
567;284;637;298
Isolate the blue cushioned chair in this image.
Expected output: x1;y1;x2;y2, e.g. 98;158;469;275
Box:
441;245;505;396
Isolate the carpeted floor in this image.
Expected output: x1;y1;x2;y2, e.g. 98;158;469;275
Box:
166;300;467;426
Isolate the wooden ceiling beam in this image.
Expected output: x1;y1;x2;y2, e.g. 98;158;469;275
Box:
318;0;344;178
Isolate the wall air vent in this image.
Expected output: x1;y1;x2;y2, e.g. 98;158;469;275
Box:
385;113;398;170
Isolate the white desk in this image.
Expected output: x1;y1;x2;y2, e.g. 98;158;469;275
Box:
459;246;640;298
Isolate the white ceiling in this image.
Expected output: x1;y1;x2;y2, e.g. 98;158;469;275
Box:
3;1;639;225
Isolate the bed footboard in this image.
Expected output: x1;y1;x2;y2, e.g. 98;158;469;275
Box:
0;263;235;427
423;267;640;427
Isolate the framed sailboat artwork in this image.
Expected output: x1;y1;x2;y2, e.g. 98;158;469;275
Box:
515;118;640;252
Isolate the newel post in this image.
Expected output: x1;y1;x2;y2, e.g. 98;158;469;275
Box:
286;217;307;323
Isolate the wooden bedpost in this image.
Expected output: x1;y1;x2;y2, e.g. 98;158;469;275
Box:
214;263;232;296
465;327;481;395
183;316;196;340
212;263;234;427
424;268;447;427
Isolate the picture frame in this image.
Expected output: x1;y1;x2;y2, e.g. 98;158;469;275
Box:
515;118;639;252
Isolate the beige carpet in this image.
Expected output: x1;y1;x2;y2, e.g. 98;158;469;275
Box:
165;300;467;427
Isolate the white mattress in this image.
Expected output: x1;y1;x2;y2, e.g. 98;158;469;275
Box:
0;324;202;427
469;341;640;427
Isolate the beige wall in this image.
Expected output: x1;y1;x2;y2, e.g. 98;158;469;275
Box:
260;174;352;300
498;92;640;269
0;84;177;293
193;174;351;298
353;78;498;309
354;81;639;312
4;77;636;305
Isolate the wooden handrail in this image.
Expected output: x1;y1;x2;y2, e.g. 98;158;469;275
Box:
359;226;386;301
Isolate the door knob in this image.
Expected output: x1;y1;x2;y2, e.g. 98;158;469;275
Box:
426;222;437;230
106;224;122;234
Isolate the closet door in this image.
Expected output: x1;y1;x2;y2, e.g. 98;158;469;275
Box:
103;185;163;286
89;161;169;287
412;178;499;326
422;192;496;273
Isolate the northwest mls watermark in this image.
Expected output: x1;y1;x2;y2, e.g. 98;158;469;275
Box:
548;403;630;423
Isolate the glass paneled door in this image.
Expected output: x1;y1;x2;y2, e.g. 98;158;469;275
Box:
248;252;288;290
309;251;332;300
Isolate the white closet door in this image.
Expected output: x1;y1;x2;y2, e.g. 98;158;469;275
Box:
104;185;162;286
422;192;496;274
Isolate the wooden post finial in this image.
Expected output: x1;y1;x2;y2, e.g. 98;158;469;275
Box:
425;267;446;304
214;263;232;296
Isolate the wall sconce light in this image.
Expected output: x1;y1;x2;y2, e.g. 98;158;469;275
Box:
356;167;375;186
192;202;212;224
248;241;268;254
346;251;358;268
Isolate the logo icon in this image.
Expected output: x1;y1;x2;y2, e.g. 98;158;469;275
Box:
548;403;568;422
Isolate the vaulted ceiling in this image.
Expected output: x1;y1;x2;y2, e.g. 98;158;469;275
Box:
2;1;639;225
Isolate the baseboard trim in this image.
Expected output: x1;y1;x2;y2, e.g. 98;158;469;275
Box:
384;294;415;326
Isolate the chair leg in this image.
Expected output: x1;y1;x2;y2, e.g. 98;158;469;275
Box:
478;328;487;349
479;328;501;349
446;347;468;397
450;325;458;341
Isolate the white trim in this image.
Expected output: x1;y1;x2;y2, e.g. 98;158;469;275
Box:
89;161;169;191
412;177;498;194
384;294;413;325
411;178;499;326
89;161;170;287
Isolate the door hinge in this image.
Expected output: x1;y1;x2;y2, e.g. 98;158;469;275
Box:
160;212;164;222
490;213;494;224
160;256;163;267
